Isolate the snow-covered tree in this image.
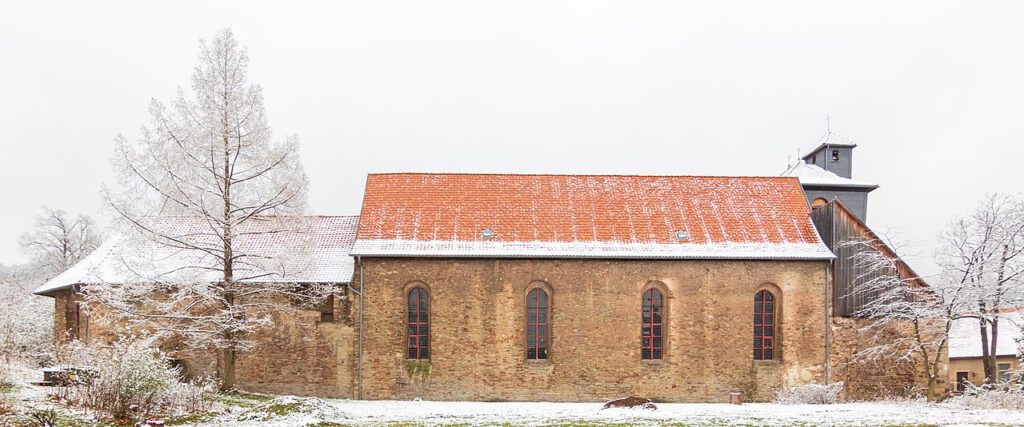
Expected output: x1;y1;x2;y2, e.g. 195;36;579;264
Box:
0;266;54;364
94;28;326;391
938;194;1024;384
18;206;100;278
844;236;967;402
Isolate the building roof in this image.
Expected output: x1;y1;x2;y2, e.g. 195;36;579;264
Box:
781;161;879;189
949;310;1024;359
351;173;834;260
34;215;359;296
801;131;858;160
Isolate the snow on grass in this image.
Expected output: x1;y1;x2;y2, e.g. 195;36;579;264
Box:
197;397;1024;426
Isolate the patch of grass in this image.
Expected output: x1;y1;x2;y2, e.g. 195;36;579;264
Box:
263;401;303;417
0;382;17;395
215;390;274;408
164;411;218;426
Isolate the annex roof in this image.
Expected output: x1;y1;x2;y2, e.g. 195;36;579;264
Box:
781;161;879;189
949;310;1024;359
801;131;858;159
351;173;834;260
34;215;359;296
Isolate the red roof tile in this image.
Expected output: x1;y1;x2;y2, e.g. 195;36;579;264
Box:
352;174;831;260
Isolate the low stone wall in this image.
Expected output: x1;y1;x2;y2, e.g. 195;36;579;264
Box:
829;316;946;400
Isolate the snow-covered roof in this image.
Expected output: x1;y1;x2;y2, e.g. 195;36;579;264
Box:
948;311;1024;359
351;173;834;260
801;131;858;159
781;162;879;189
34;215;359;295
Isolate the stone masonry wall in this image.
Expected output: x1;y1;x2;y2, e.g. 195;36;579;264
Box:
50;288;356;398
829;316;947;400
356;258;830;402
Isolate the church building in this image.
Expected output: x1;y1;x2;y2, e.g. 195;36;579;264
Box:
35;134;942;402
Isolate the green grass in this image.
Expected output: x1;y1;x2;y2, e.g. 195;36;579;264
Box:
164;411;219;426
215;389;275;408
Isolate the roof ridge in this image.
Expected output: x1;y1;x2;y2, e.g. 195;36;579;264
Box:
366;172;802;180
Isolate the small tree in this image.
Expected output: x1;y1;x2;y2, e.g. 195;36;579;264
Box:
18;206;100;278
0;266;53;364
938;194;1024;384
94;28;327;391
844;237;968;402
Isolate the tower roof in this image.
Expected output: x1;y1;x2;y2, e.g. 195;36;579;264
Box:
781;161;878;189
801;131;857;161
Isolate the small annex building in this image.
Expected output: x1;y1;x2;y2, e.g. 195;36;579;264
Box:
948;310;1023;390
35;216;362;397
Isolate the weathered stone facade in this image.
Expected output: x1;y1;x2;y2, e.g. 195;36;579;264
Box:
51;289;357;399
356;257;830;402
829;316;946;400
51;257;946;402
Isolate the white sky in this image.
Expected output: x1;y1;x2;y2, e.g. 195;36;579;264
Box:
2;1;1023;276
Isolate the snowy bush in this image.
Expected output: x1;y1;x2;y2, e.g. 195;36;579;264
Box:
773;382;844;404
54;338;214;420
946;382;1024;410
0;268;54;366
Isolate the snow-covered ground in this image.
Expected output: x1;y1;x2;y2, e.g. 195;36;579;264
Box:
200;397;1024;426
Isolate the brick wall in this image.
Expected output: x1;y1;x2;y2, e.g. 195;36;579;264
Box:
829;316;947;400
51;288;356;398
356;258;830;402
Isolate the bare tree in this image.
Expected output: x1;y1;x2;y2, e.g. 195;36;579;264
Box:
94;28;326;391
938;194;1024;384
845;237;967;402
18;206;100;277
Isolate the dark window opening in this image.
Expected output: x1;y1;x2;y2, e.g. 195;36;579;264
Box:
641;288;664;360
319;294;335;322
407;288;430;359
955;371;969;392
831;149;839;162
754;290;776;361
526;288;549;360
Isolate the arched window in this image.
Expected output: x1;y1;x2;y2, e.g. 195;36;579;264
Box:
526;288;549;360
754;290;776;360
407;288;429;359
811;197;828;209
641;288;664;360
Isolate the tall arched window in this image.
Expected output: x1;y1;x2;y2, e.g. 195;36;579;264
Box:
407;288;429;360
641;288;664;360
754;290;776;361
526;288;549;360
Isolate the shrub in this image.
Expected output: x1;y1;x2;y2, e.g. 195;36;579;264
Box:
946;381;1024;410
773;382;844;404
54;338;215;420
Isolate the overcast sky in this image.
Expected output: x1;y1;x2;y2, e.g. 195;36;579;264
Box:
2;1;1023;275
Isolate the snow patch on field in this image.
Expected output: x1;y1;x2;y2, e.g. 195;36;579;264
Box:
202;398;1024;426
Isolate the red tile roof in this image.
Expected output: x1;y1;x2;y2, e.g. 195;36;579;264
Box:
352;174;832;260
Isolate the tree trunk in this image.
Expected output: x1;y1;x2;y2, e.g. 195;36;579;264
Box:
980;320;995;383
926;376;938;402
989;319;1000;382
221;346;236;391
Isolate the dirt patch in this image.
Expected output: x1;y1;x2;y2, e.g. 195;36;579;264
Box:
602;397;657;410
